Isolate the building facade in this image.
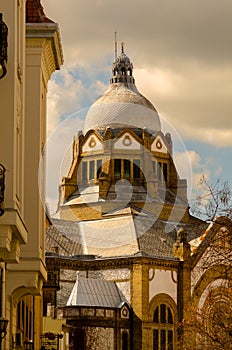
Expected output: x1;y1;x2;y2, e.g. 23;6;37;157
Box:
45;45;232;349
0;1;63;349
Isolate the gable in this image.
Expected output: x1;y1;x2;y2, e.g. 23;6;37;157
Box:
114;132;141;150
82;134;102;152
151;136;168;153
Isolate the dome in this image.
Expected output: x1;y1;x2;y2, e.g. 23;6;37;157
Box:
115;52;130;64
84;44;161;133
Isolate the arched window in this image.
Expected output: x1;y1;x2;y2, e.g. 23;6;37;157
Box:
153;304;174;350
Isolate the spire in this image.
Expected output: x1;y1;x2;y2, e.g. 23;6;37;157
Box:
114;32;118;61
110;42;135;85
121;42;124;54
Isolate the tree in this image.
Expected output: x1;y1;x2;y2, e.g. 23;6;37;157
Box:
178;177;232;349
191;175;232;222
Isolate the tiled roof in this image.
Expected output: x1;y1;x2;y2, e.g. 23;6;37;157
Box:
135;215;206;258
67;277;126;308
46;219;83;256
26;0;54;23
46;213;206;259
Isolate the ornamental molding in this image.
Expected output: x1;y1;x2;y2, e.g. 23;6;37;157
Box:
45;254;180;271
26;23;63;82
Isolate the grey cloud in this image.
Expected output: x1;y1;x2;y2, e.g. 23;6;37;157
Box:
44;0;232;67
43;0;232;145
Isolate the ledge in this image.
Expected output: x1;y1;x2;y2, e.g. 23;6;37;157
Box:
0;209;27;244
26;22;63;80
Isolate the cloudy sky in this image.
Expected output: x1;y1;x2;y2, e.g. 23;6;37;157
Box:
42;0;232;214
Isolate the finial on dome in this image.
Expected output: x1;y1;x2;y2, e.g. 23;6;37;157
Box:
110;41;135;85
114;32;118;60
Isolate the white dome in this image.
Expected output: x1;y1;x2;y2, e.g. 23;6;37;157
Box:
84;46;161;133
84;82;161;133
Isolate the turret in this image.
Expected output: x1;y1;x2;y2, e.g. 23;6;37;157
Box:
111;43;135;84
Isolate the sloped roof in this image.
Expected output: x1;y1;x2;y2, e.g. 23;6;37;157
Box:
46;219;83;256
26;0;54;23
67;277;126;308
46;213;206;259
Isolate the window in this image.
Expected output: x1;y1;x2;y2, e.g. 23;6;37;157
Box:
160;304;166;323
82;162;87;182
153;304;174;350
81;159;103;182
152;161;157;174
163;163;168;183
16;297;34;346
153;161;168;183
114;159;121;179
122;331;129;350
133;159;141;179
89;160;95;180
157;162;162;181
124;159;130;180
97;159;102;179
113;159;143;181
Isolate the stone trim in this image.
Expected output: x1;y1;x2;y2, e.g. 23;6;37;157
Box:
46;254;180;272
26;23;63;82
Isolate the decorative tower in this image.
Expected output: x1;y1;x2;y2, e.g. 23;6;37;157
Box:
58;44;188;224
46;43;231;350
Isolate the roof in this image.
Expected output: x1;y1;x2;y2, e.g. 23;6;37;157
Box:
46;213;206;259
190;215;232;257
67;277;126;308
46;219;83;256
84;84;161;134
83;48;160;134
26;0;54;23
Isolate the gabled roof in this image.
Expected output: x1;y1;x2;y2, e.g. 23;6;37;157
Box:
67;277;127;308
26;0;54;23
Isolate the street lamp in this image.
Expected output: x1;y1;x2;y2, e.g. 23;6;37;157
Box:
0;318;8;350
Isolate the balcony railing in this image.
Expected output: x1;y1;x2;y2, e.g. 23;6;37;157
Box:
0;13;8;79
0;164;5;216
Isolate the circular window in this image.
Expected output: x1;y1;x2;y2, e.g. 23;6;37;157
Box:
123;135;132;146
88;137;96;148
156;140;162;150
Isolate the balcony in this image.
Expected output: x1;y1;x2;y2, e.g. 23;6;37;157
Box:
0;13;8;79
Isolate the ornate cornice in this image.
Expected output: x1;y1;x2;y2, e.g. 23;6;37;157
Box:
46;253;180;271
26;23;63;82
